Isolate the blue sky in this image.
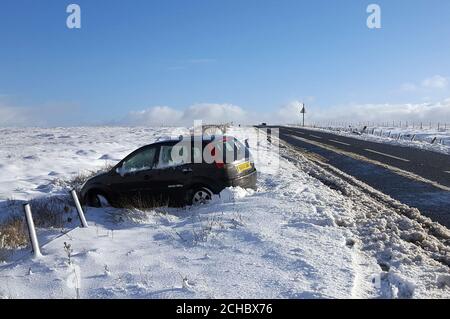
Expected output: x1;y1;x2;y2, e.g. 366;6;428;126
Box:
0;0;449;126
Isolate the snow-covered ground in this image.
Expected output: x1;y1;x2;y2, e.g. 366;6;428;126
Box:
293;125;450;155
0;127;190;201
0;126;449;299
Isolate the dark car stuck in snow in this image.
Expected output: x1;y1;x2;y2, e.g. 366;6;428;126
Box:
80;135;257;208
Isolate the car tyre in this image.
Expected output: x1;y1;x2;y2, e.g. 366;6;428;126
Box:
190;186;213;205
87;191;103;208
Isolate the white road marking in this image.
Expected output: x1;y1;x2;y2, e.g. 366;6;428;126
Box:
329;139;351;146
282;133;450;192
310;135;322;139
364;149;410;162
287;129;304;135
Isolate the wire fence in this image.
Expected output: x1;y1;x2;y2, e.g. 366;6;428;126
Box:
288;121;450;146
301;121;450;132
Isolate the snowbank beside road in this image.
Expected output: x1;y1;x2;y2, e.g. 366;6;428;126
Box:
0;126;449;299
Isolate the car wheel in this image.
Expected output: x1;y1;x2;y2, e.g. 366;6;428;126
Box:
191;187;213;205
87;191;102;208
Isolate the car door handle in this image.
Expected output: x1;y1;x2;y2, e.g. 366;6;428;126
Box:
182;168;193;173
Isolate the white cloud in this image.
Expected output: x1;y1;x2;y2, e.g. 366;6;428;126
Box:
399;75;448;93
3;98;449;128
122;98;450;127
421;75;448;89
0;105;33;126
123;106;183;126
0;102;81;127
279;99;450;124
273;101;305;124
121;103;248;126
183;103;247;124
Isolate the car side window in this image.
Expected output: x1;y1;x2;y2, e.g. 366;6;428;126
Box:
121;147;157;174
192;145;202;163
157;145;185;168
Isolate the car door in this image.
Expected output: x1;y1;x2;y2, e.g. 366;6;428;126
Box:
109;146;160;206
153;143;192;204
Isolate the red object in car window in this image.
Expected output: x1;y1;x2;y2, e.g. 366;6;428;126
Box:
215;162;225;169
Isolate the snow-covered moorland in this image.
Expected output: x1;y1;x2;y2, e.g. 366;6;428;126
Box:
0;126;449;299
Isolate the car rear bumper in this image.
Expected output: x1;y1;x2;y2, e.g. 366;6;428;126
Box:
229;170;257;190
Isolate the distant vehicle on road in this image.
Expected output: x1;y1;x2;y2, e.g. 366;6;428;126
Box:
80;135;257;208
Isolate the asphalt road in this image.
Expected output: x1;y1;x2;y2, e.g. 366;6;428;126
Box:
277;126;450;188
270;125;450;226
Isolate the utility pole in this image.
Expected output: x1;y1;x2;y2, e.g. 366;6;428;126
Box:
300;103;306;127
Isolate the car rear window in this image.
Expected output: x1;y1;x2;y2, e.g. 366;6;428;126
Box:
163;137;251;165
206;138;250;163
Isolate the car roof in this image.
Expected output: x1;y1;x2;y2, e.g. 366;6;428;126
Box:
151;135;235;145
